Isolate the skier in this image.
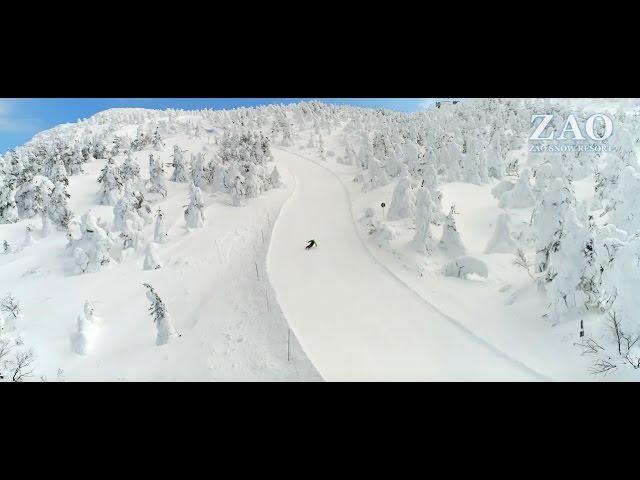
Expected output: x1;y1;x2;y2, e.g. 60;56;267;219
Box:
305;239;317;250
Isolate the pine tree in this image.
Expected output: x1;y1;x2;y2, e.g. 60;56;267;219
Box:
96;158;123;206
143;283;178;346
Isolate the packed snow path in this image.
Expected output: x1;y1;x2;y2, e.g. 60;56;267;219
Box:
267;149;549;381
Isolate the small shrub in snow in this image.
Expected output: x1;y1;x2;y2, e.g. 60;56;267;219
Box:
70;302;97;356
369;221;397;248
0;294;21;332
443;256;489;279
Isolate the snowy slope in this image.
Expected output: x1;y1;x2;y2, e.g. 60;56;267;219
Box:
0;130;321;381
268;149;546;381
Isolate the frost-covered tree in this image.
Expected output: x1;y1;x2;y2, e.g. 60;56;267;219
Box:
439;205;466;257
387;166;415;221
23;224;35;247
412;187;436;254
607;165;640;233
170;145;190;183
143;242;162;270
499;168;536;209
152;127;164;151
119;151;142;191
485;213;517;254
16;174;54;219
0;181;19;224
147;153;168;198
70;211;115;274
269;166;283;188
96;158;123;205
70;302;96;355
231;175;245;207
244;163;263;198
190;151;208;189
531;178;575;275
3;240;12;254
366;157;390;189
47;181;74;230
0;293;21;332
184;183;205;228
154;209;168;243
143;283;178;346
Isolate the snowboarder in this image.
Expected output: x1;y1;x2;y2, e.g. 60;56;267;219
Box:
305;239;317;250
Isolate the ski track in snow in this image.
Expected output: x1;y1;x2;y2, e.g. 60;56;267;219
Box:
268;147;550;381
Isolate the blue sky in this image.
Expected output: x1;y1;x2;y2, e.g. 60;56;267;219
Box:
0;98;438;153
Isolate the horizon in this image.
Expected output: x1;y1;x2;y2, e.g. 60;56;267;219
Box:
0;98;444;153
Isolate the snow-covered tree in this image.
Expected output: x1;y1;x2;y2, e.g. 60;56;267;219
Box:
119;151;142;191
143;283;178;346
485;213;517;254
0;293;21;332
23;224;35;247
439;205;466;257
412;187;436;254
269;166;283;188
143;242;162;270
152;127;164;151
70;211;115;274
47;181;74;230
170;145;190;183
70;302;97;355
96;158;123;206
387;166;416;221
231;175;245;207
16;174;54;219
184;183;205;228
244;163;263;198
147;153;168;198
154;209;168;243
499;168;536;209
0;181;19;224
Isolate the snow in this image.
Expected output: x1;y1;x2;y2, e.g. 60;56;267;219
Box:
0;134;320;381
267;149;545;381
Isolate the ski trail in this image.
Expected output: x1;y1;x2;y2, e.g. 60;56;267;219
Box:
267;148;550;381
